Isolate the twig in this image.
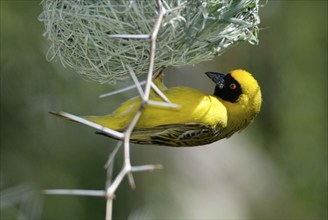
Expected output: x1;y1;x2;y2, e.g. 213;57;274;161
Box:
105;2;167;219
105;199;112;220
143;0;166;102
99;66;165;99
99;81;146;98
49;112;124;139
108;34;149;39
43;189;106;197
104;141;122;171
44;2;170;220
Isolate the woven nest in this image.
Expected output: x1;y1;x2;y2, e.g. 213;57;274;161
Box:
39;0;260;84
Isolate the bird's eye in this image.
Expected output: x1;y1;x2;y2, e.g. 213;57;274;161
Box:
230;83;237;89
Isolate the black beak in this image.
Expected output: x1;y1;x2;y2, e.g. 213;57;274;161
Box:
205;72;226;89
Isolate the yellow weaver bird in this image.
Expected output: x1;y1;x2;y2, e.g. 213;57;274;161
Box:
52;69;262;147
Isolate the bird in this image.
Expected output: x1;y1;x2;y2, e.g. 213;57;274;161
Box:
51;69;262;147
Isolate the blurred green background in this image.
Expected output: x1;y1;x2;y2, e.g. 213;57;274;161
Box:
1;1;327;219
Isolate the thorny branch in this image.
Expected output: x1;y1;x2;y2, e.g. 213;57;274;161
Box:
105;2;169;219
44;1;183;220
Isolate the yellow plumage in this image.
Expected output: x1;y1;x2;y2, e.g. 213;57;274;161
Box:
52;69;262;147
87;87;227;130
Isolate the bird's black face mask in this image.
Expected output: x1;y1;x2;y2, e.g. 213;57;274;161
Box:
205;72;242;103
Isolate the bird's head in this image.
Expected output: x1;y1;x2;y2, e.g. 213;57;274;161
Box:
205;69;262;114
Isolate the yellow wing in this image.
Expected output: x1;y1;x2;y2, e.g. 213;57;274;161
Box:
86;87;228;131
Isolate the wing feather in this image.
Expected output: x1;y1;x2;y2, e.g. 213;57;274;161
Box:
130;123;222;147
